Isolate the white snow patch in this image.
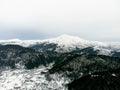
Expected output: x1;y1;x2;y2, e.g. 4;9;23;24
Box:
0;67;69;90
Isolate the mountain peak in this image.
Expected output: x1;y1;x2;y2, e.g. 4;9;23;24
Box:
0;34;108;51
53;34;86;43
44;34;90;49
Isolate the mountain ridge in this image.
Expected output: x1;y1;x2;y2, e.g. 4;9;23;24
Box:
0;34;119;55
0;34;107;47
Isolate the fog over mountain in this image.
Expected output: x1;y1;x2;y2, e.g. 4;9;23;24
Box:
0;0;120;41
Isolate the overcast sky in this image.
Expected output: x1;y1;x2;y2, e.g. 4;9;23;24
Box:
0;0;120;42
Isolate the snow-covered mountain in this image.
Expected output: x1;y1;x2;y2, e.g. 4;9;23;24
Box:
0;34;107;47
0;34;119;55
0;34;105;47
0;35;120;90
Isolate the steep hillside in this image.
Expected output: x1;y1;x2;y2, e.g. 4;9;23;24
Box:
0;45;64;69
49;54;120;79
68;68;120;90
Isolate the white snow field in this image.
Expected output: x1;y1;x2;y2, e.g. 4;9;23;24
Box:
0;66;70;90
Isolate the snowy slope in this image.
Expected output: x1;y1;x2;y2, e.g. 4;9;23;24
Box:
0;34;107;47
0;34;119;54
0;66;69;90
